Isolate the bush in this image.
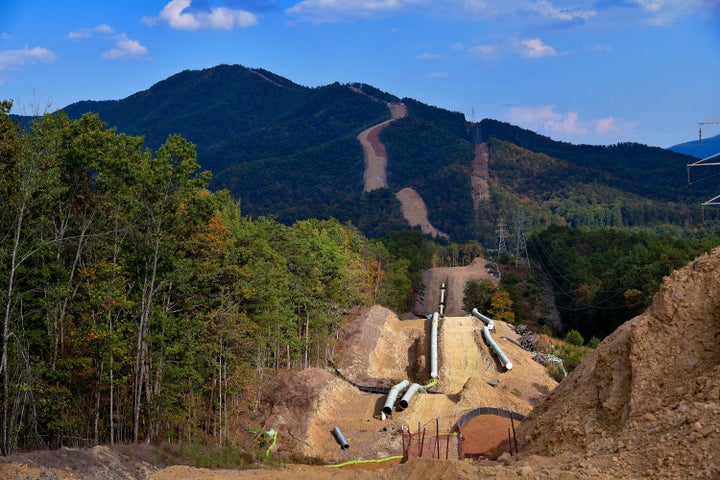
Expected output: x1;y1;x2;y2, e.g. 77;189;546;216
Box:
564;329;584;346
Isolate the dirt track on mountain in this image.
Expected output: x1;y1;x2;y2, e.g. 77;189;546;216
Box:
359;103;405;192
358;103;447;239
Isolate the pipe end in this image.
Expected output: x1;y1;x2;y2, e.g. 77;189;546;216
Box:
398;400;408;410
505;362;513;371
382;406;392;416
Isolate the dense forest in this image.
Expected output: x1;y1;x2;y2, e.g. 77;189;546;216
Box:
0;104;415;453
525;225;719;340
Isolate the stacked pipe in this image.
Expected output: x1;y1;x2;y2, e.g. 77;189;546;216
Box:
482;325;513;370
472;308;512;371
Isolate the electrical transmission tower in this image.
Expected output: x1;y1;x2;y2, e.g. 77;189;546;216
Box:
515;208;530;267
687;114;720;217
497;217;507;259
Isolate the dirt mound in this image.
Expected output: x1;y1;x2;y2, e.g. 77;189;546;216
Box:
334;305;425;386
518;247;720;479
0;445;156;480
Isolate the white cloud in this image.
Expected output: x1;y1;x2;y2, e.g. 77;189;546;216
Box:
285;0;605;23
628;0;717;26
506;105;632;142
0;47;56;71
517;38;557;57
528;0;597;22
469;44;497;57
102;34;150;60
418;52;444;60
286;0;432;23
595;116;618;135
545;111;588;135
0;33;10;41
143;0;257;30
284;0;718;24
68;24;115;40
68;25;149;60
425;71;449;78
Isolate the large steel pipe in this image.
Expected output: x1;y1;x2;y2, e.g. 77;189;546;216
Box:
471;307;494;331
439;282;447;316
398;383;423;410
382;380;410;415
430;312;439;378
482;325;513;370
333;426;350;449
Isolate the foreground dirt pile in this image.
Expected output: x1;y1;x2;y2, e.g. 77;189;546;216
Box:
0;445;157;480
518;247;720;478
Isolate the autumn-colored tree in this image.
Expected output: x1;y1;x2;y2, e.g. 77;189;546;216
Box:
488;289;515;324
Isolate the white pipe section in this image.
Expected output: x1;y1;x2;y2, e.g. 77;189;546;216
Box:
398;383;424;409
482;325;513;370
430;312;439;378
382;380;410;415
471;308;494;331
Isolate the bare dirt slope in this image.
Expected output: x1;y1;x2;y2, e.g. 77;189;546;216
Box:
395;187;449;240
358;102;405;192
517;246;720;479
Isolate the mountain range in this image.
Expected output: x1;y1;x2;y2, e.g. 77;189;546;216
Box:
668;133;720;159
22;64;720;245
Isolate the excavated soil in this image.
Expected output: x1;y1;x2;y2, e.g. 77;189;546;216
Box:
395;187;449;240
262;257;557;464
4;249;720;479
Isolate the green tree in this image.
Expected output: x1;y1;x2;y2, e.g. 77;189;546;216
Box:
463;279;496;312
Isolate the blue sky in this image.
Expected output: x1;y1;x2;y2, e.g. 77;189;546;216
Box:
1;0;719;148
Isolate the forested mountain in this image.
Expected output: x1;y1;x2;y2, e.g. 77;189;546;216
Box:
40;64;716;244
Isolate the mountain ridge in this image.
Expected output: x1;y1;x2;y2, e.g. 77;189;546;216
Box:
14;63;718;243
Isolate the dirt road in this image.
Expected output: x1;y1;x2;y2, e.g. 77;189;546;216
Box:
358;103;406;192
